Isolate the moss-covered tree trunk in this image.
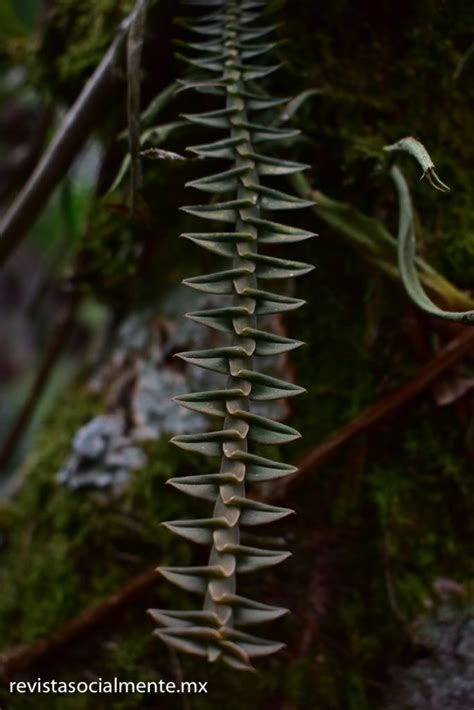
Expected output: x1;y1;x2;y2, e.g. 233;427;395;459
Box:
1;1;474;708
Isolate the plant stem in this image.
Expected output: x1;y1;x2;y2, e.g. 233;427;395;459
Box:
0;0;147;264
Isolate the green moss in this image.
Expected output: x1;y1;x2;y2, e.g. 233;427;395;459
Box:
0;385;211;654
32;0;134;92
1;306;472;708
0;387;98;646
278;0;474;289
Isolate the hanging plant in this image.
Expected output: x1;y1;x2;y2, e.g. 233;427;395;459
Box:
149;0;314;671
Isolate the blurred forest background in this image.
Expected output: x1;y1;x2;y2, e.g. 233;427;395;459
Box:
0;0;473;708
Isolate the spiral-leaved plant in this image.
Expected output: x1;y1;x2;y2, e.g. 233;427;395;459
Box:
149;0;314;670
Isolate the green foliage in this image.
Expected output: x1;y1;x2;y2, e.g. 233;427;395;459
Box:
278;0;474;290
290;171;474;312
33;0;134;90
0;2;29;44
0;387;99;646
11;0;41;30
390;165;474;323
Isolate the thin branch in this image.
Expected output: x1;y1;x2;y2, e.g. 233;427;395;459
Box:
270;327;474;500
0;292;78;473
0;568;159;682
127;0;149;215
0;0;146;264
453;42;474;80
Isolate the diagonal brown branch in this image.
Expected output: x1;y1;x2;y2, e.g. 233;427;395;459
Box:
0;568;159;682
0;0;147;265
1;328;474;680
271;326;474;500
